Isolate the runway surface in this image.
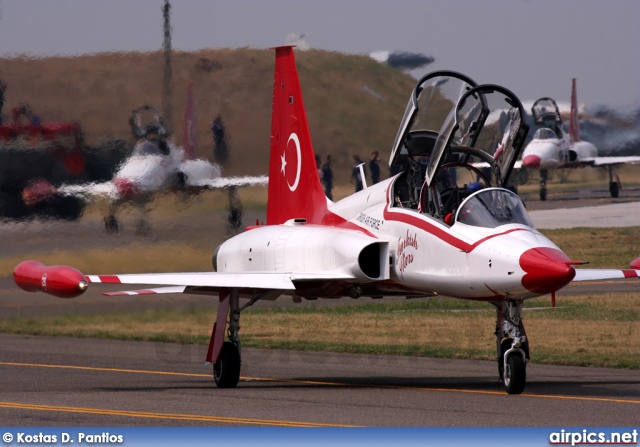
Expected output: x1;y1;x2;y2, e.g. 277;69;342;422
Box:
2;334;640;427
1;187;639;427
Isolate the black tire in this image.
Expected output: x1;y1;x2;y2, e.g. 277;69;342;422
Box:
539;187;547;201
213;341;241;388
503;354;526;394
104;215;119;233
609;182;619;198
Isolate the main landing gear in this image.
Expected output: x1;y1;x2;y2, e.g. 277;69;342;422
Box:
538;169;548;201
494;299;529;394
212;288;242;388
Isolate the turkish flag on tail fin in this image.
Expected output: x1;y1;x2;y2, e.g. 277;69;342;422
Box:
267;46;328;225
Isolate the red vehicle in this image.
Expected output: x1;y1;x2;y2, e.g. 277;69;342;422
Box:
0;119;127;220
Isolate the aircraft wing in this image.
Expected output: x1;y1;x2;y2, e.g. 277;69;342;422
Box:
22;179;118;206
585;156;640;166
190;175;269;189
572;268;639;282
56;182;118;199
13;261;358;299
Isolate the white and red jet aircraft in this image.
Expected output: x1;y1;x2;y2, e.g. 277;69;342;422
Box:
518;79;640;200
22;84;267;232
13;47;640;394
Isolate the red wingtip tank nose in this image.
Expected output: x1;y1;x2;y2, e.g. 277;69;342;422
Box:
13;261;89;299
519;248;576;294
630;257;640;270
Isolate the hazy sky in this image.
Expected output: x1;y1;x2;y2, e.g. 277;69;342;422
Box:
1;0;638;110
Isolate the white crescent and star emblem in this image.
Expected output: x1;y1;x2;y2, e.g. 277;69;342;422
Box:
281;132;302;191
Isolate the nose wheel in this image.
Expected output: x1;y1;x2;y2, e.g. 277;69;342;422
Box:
494;299;529;394
503;353;526;394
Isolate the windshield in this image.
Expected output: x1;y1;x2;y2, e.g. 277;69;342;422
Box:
533;128;560;140
456;188;533;228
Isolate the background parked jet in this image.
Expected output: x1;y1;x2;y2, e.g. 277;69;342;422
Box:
519;79;640;200
22;85;267;233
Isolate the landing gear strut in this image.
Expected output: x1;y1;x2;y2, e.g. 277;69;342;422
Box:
495;299;529;394
608;166;620;198
212;288;242;388
539;169;547;201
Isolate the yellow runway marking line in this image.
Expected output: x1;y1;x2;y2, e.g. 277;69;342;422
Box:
0;401;354;427
2;361;639;405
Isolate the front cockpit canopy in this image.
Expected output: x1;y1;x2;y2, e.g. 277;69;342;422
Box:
532;97;561;126
389;71;478;170
531;97;563;139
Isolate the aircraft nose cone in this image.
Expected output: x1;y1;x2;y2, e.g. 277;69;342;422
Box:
522;154;541;169
114;178;138;197
520;248;575;294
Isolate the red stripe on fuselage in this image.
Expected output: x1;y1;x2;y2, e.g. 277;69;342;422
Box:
383;205;532;253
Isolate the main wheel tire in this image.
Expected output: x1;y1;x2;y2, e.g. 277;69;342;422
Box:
104;215;119;233
539;187;547;201
609;182;619;198
213;341;241;388
503;354;526;394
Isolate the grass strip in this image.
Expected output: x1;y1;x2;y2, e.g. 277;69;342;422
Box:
2;293;638;369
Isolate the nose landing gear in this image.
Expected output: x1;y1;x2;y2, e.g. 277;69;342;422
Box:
495;299;529;394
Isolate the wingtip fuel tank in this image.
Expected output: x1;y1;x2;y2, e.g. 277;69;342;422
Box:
13;260;88;298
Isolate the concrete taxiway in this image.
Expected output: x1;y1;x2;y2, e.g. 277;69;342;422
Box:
2;334;639;427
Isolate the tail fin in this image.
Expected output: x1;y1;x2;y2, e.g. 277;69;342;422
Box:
182;81;199;159
266;46;328;225
568;78;580;142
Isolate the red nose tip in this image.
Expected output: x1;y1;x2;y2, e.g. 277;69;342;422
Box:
522;154;541;169
520;248;575;294
114;178;138;197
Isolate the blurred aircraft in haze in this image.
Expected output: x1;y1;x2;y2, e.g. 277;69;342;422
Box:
22;83;267;233
518;79;640;200
370;50;435;71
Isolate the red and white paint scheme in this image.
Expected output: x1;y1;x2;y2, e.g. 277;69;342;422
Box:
518;79;640;200
14;47;640;394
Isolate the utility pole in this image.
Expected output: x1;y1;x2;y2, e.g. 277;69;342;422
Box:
162;0;173;132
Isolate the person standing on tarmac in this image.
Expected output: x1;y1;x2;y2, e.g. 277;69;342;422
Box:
321;154;334;200
370;150;381;184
